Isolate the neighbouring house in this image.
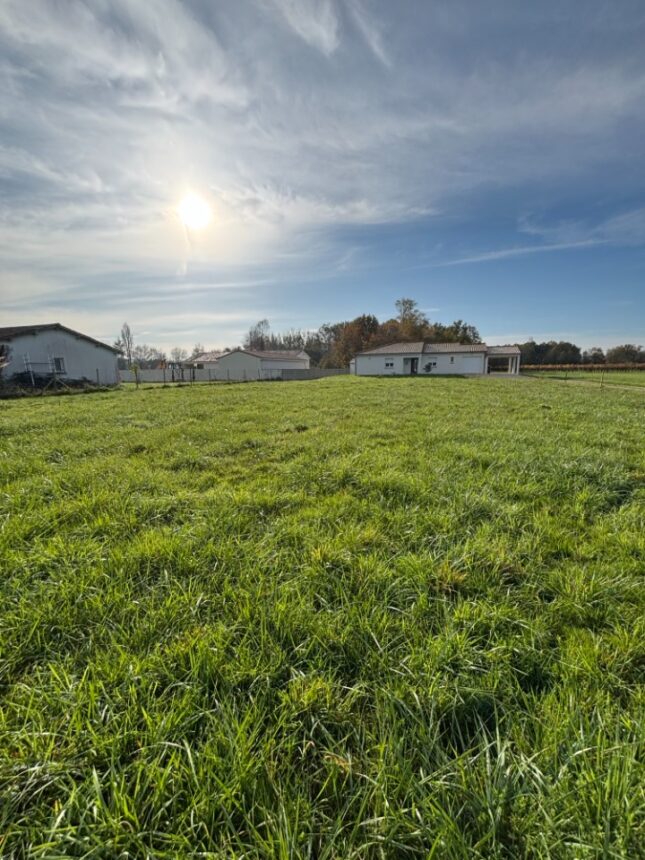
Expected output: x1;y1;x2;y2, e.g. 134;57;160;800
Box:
191;350;228;370
354;342;521;376
212;349;310;381
0;323;121;386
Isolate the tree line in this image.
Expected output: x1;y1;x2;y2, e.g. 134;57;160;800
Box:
518;341;645;365
243;298;481;367
113;304;643;369
113;324;209;370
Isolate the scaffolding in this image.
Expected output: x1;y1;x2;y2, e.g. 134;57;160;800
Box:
22;353;72;391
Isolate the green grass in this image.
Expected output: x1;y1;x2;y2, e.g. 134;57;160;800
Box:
1;376;644;858
525;369;645;387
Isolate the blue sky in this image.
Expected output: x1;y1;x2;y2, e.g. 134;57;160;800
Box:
1;0;644;351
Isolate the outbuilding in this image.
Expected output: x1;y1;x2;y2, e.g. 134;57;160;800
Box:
0;323;120;386
191;350;228;370
354;342;520;376
213;349;310;381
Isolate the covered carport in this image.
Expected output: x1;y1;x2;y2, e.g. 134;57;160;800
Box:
486;345;521;374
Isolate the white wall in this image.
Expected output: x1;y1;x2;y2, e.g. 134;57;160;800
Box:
2;330;119;385
355;354;414;375
214;351;263;380
355;351;486;376
422;352;486;374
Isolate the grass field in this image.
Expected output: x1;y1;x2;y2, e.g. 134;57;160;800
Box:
1;377;644;857
524;370;645;387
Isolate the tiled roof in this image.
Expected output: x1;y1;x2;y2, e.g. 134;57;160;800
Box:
423;343;487;353
0;323;120;353
487;345;521;355
238;349;309;360
192;351;228;363
359;342;425;355
358;341;487;355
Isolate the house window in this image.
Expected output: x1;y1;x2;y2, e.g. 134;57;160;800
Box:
53;357;65;374
385;361;394;368
450;356;454;363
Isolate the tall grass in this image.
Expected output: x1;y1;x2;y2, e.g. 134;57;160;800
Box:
0;377;643;857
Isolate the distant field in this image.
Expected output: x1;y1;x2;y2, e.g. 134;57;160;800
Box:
525;369;645;387
1;377;643;857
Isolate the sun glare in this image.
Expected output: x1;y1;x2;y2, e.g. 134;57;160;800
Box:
178;193;212;231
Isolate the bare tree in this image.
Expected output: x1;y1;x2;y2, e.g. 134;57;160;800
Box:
190;343;205;359
170;347;188;364
118;322;134;368
244;319;270;351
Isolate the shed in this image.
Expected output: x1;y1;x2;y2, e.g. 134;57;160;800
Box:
213;349;310;381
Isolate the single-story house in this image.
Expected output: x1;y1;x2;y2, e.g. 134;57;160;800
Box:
0;323;120;386
213;349;310;381
191;350;228;370
354;342;521;376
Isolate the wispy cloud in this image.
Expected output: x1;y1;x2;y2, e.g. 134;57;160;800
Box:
0;1;644;344
270;0;339;55
346;0;391;67
437;239;606;267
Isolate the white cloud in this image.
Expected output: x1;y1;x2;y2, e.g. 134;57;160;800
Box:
270;0;339;55
437;239;606;267
346;0;391;67
0;1;644;343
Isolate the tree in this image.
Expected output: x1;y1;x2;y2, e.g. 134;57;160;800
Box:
170;347;188;364
606;344;644;363
131;345;166;368
118;323;134;368
543;341;581;364
519;340;581;365
244;320;271;351
190;343;205;359
394;297;429;340
582;347;605;364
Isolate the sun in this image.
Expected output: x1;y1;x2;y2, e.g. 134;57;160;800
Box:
178;193;212;231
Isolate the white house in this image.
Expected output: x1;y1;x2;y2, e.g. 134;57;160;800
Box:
354;342;521;376
212;349;310;380
191;350;228;370
0;323;120;386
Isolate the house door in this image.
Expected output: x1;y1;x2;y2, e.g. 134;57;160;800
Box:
410;358;418;375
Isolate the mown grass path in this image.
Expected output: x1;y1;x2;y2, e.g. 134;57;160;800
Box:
1;377;643;857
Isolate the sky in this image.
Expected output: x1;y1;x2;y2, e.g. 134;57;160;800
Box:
1;0;644;352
